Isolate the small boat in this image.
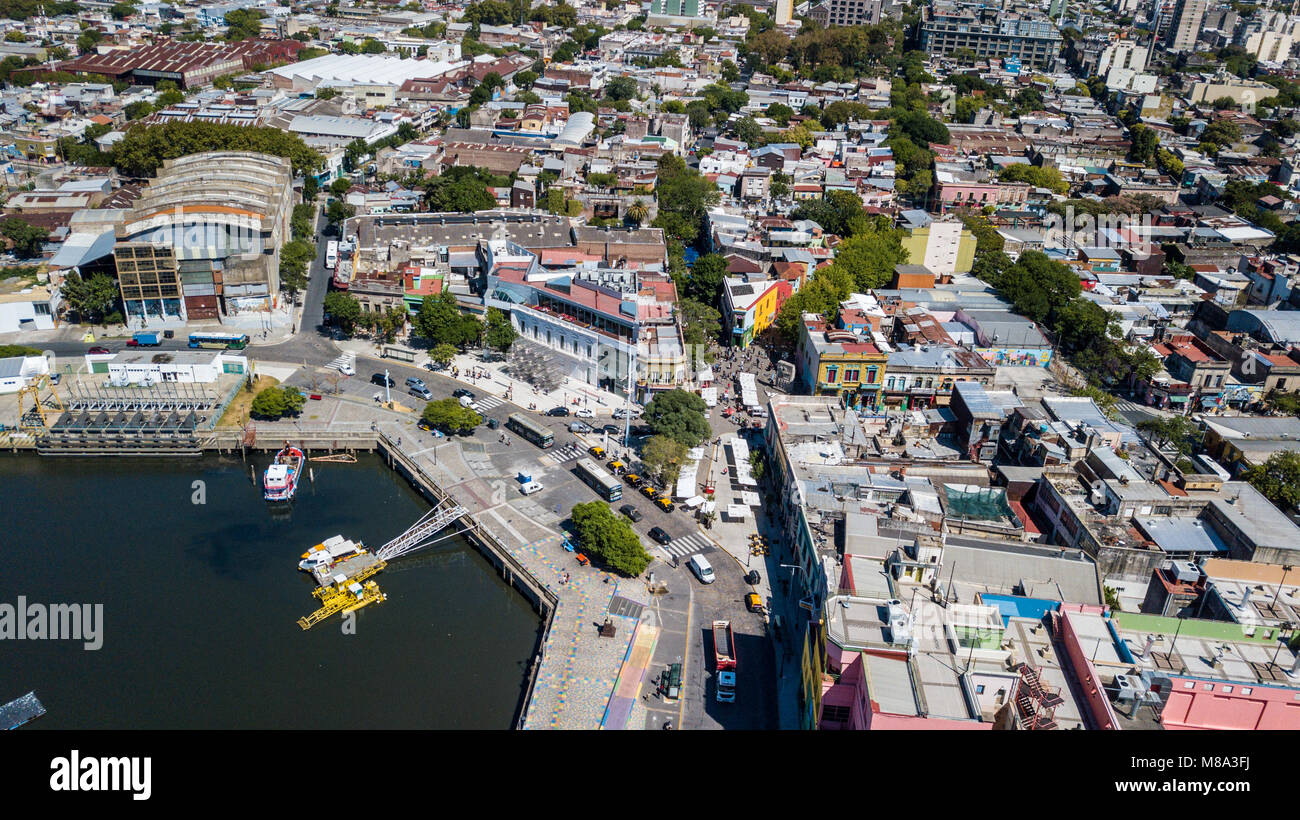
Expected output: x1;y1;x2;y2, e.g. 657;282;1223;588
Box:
299;535;364;571
264;445;305;502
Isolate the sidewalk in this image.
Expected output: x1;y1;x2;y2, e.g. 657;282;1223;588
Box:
337;339;640;417
0;309;298;347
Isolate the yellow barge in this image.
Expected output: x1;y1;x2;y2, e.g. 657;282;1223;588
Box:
297;535;390;630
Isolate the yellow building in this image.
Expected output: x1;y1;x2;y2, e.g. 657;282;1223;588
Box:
723;276;787;348
798;317;889;411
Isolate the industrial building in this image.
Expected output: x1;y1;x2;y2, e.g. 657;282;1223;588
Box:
112;152;295;323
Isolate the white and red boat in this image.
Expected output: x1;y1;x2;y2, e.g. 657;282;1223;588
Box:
264;445;305;502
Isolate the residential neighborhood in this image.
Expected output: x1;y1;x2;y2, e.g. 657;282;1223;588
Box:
1;0;1300;758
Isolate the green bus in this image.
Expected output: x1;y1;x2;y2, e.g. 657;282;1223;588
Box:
188;332;250;350
506;412;554;449
574;457;622;502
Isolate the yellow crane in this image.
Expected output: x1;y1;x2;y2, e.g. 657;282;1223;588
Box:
298;580;387;630
311;559;387;600
17;374;63;432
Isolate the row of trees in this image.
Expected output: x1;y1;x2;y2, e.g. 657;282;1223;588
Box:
111;122;323;178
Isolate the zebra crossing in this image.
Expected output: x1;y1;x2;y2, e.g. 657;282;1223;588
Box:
546;442;584;464
658;531;715;559
470;396;504;413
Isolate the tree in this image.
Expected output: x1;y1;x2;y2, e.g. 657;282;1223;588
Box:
998;163;1070;195
224;8;265;41
1245;450;1300;512
679;298;721;348
1137;415;1202;456
1128;123;1159;166
626;199;649;226
59;271;119;322
324;291;362;334
643;389;709;447
570;501;651;576
278;239;313;297
421;397;483;433
110;122;322;178
413;291;481;348
485;307;517;353
250;385;305;420
829;221;909;291
429;342;458;368
1;217;48;257
640;434;688;486
686;253;727;302
735;116;764;146
604;75;637;101
326;199;355;225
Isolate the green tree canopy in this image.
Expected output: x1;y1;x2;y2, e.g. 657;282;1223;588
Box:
112;122;322;178
643;388;710;447
640;434;688;486
485;307;518;353
324;291;362;334
1;217;48;257
413;291;482;348
1245;450;1300;512
250;385;305;420
421;397;483;433
570;501;651;576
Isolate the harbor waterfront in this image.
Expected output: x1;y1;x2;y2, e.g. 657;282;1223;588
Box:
0;453;542;730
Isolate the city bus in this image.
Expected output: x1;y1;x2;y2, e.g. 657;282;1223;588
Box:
188;332;250;350
574;457;622;502
325;240;339;270
506;412;554;449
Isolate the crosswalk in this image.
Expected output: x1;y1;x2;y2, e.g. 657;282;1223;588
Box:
546;442;584;464
470;396;504;413
658;531;715;559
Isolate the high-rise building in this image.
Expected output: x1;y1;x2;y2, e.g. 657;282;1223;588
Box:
1165;0;1209;52
808;0;903;28
776;0;793;25
919;3;1063;68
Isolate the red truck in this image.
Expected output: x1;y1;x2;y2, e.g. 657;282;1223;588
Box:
713;620;737;703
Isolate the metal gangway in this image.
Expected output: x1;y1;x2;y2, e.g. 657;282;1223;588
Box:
374;502;471;562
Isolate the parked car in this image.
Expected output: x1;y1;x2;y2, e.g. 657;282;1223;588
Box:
405;376;427;391
546;407;570;417
624;473;642;488
453;388;474;399
520;481;544;495
574;408;595;418
486;417;500;430
371;373;395;387
744;570;762;586
619;504;643;523
410;385;433;400
88;346;111;355
612;408;635;419
648;526;672;545
655;497;676;513
569;421;593;434
745;592;764;613
639;484;659;500
588;445;606;460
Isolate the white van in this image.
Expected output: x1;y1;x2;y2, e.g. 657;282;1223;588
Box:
687;554;715;584
520;481;544;495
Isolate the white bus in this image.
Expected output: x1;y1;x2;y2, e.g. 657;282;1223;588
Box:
325;240;339;270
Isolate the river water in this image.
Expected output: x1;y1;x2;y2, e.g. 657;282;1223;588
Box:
0;453;541;729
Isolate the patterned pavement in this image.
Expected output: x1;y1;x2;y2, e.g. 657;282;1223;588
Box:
513;534;642;730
